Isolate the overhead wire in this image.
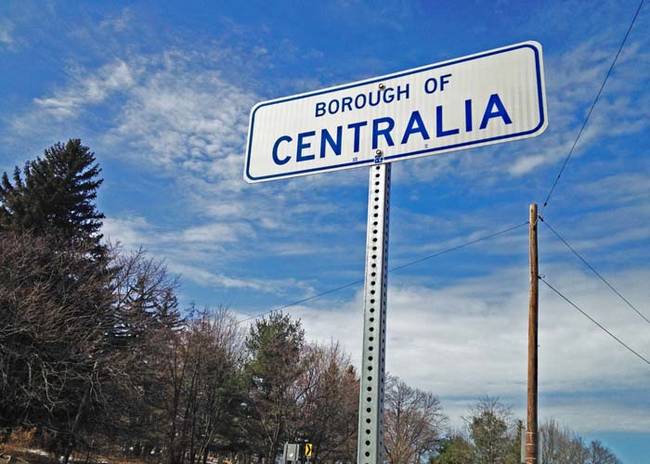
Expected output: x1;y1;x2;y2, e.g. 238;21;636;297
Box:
539;275;650;366
539;215;650;325
235;221;529;325
541;0;646;208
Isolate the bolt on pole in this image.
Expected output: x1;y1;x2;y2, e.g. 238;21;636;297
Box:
526;203;539;464
356;163;391;464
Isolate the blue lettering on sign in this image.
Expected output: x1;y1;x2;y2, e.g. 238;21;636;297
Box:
368;92;380;107
465;99;473;132
440;73;452;91
372;117;395;149
348;121;368;153
296;131;316;162
424;74;452;94
320;126;343;158
274;92;516;165
436;105;460;137
424;77;438;94
401;110;430;144
314;84;411;117
342;97;353;113
272;135;292;165
396;84;410;100
480;93;512;129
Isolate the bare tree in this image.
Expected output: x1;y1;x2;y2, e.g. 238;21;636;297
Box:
588;440;621;464
540;420;618;464
384;375;447;464
294;342;359;463
155;307;246;464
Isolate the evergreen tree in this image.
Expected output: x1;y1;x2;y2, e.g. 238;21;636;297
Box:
244;312;306;462
432;434;474;464
467;397;516;464
0;139;105;257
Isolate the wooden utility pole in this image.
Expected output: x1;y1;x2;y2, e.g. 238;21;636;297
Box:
526;203;539;464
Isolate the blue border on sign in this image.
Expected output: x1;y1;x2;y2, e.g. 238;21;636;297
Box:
245;42;545;182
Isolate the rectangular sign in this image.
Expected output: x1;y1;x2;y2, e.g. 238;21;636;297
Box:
244;41;547;183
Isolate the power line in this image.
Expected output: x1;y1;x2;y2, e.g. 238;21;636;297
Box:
236;221;529;325
539;275;650;366
542;0;645;208
389;221;529;272
236;279;363;325
539;215;650;325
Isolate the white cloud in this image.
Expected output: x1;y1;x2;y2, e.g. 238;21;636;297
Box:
99;8;133;33
505;35;650;177
178;222;255;244
537;398;650;434
167;262;275;292
102;51;255;190
102;214;321;294
281;265;650;433
0;20;14;47
102;215;152;249
440;394;650;434
33;60;135;118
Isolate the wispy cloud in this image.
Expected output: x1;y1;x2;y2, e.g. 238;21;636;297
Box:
32;60;136;118
507;35;650;177
99;8;133;33
0;20;14;48
100;51;256;192
102;214;319;295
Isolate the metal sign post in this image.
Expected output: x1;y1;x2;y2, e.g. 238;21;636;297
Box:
357;163;391;464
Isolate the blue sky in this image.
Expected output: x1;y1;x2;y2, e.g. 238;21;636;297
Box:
1;0;648;461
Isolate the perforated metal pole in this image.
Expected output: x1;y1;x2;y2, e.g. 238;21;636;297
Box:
357;163;391;464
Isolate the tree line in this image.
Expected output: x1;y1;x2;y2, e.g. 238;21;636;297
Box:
0;140;621;464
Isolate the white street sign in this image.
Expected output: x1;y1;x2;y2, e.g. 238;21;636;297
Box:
244;41;547;183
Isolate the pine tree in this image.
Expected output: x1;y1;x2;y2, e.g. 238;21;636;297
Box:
245;312;306;462
0;139;106;256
